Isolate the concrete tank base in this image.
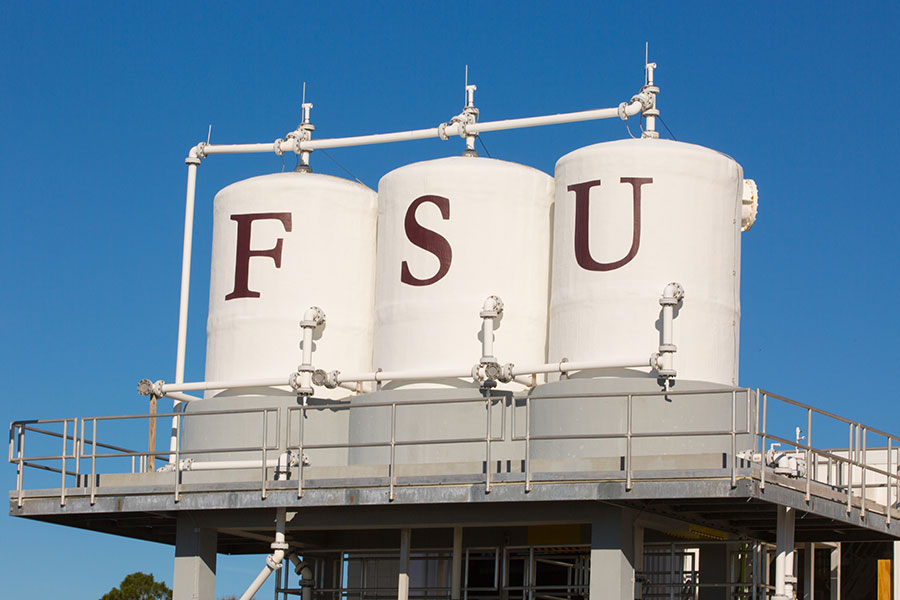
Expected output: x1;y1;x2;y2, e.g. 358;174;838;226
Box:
347;388;521;471
527;377;752;472
181;392;351;468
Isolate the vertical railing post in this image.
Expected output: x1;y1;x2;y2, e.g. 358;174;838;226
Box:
805;407;812;503
174;412;181;502
261;409;269;500
16;424;25;508
626;394;633;491
90;418;98;505
297;405;305;498
731;390;737;488
847;423;854;514
485;395;493;494
76;418;84;488
760;391;768;491
525;396;532;492
60;419;68;506
390;402;397;501
861;427;867;518
887;437;893;525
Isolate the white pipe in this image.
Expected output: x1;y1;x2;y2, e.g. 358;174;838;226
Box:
479;296;503;363
161;376;293;394
510;357;651;377
297;307;325;395
200;101;644;156
169;155;200;463
240;508;287;600
182;459;282;471
658;282;685;378
159;355;653;395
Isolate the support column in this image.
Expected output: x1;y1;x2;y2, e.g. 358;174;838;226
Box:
588;504;636;599
398;528;411;600
698;543;730;599
633;525;644;599
174;515;217;600
894;541;900;600
829;543;840;600
775;505;796;599
451;526;463;600
803;543;815;600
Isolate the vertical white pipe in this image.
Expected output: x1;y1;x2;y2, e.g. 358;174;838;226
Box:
170;157;199;462
776;505;796;598
661;304;674;372
176;159;200;384
481;318;493;361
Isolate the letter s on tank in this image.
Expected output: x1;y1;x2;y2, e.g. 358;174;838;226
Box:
400;195;452;286
569;177;652;272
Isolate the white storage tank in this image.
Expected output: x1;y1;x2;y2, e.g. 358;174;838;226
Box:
183;171;377;467
549;138;751;386
204;172;378;388
373;156;554;388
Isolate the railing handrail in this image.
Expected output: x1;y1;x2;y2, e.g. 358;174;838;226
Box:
9;385;900;525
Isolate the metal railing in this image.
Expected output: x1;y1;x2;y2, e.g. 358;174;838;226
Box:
8;386;900;522
757;389;900;522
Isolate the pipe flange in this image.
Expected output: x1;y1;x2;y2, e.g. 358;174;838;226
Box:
311;369;328;387
659;344;677;353
438;122;450;140
498;363;514;384
266;555;284;570
137;379;154;396
270;541;290;551
289;372;303;391
325;370;340;389
658;369;677;378
483;362;503;381
273;138;285;156
618;102;630;121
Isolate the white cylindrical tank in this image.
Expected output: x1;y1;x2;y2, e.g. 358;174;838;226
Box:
550;138;746;385
204;172;378;389
373;156;554;388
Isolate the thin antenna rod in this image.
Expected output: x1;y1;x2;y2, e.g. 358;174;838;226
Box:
645;42;649;84
206;124;212;145
302;82;306;105
465;65;468;104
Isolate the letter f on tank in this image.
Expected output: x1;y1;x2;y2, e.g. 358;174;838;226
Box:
569;177;652;272
225;212;293;300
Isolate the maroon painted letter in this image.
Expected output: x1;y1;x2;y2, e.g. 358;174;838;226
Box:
570;177;652;271
225;212;293;300
400;195;452;286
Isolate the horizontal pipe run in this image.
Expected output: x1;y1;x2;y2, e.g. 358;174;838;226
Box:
161;377;292;394
511;357;650;376
158;356;652;394
200;101;643;157
166;391;202;403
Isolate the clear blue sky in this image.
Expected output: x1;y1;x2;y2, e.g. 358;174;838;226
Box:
2;2;898;598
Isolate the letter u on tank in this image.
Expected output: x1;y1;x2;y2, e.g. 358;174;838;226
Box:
569;177;652;272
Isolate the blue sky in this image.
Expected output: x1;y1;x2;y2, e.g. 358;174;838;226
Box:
2;2;899;598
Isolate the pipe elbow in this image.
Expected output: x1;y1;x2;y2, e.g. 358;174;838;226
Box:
186;143;206;164
300;306;326;328
660;282;685;305
480;295;504;318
